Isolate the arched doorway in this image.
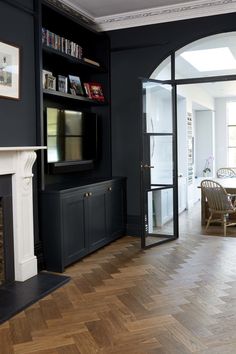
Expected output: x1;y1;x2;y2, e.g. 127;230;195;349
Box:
141;32;236;247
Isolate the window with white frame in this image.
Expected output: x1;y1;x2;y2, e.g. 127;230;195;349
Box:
227;101;236;166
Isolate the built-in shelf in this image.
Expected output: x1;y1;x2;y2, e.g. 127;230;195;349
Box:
40;1;110;182
42;46;104;72
48;159;94;174
43;89;105;105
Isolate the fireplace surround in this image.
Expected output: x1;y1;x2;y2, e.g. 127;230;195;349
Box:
0;146;70;324
0;146;45;281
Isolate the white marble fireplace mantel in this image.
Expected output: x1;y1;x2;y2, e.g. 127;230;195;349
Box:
0;146;46;281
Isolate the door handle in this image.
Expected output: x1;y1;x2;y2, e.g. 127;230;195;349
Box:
141;164;154;169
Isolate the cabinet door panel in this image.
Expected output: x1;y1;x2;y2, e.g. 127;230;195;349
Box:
62;194;88;265
88;189;107;251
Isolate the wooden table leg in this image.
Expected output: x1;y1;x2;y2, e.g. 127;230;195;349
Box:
201;188;206;226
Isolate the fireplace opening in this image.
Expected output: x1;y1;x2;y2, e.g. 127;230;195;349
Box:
0;175;14;286
0;199;4;284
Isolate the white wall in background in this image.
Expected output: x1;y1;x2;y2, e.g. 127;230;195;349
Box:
214;97;235;171
195;110;215;177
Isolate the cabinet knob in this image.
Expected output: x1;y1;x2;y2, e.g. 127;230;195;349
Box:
88;192;92;196
108;187;112;191
84;192;89;197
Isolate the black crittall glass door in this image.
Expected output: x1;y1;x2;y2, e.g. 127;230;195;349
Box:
140;79;178;248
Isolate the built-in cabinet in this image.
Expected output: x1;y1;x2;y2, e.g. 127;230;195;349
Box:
178;177;187;213
37;1;127;272
41;178;126;272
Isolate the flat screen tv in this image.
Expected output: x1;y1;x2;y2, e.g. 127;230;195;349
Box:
46;107;98;172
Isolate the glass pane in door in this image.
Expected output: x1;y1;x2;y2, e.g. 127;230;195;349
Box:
150;135;173;185
146;187;174;246
144;81;172;134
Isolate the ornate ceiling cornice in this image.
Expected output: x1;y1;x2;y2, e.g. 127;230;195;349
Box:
50;0;236;32
45;0;96;29
96;0;236;31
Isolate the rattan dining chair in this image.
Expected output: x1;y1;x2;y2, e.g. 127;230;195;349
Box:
217;167;236;178
201;179;236;236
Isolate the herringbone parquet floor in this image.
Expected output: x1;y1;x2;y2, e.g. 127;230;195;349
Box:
1;203;236;353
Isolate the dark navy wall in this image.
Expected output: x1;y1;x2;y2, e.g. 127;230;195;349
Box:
0;0;36;146
2;0;236;239
0;1;41;254
108;12;236;235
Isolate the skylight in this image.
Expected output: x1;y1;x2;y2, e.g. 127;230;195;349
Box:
180;47;236;72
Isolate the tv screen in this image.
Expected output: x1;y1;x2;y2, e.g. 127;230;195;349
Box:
46;108;97;165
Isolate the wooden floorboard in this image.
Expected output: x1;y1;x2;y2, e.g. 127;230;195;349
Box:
2;202;236;353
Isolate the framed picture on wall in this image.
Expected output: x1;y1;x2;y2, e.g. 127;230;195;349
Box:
0;41;20;100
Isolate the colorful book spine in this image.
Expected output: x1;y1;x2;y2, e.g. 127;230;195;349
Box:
42;28;83;60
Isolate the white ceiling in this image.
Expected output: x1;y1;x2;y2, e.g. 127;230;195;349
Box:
60;0;236;31
61;0;193;18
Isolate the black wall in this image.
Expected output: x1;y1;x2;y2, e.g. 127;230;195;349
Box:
0;1;40;249
2;1;236;239
108;12;236;235
0;0;37;146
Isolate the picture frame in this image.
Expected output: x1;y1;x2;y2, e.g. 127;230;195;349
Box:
45;73;56;90
0;41;20;100
42;69;52;89
68;75;84;96
57;75;68;93
87;82;104;101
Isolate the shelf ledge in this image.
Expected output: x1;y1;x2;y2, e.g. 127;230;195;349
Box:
43;89;105;105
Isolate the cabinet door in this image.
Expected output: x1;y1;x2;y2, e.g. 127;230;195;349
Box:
178;177;187;213
87;186;107;252
62;192;88;266
106;181;126;240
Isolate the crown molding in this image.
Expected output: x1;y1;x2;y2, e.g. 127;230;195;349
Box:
45;0;96;29
54;0;236;32
95;0;236;31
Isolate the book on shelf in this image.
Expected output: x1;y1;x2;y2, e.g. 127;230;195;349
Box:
42;28;83;59
83;57;100;67
83;82;104;101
